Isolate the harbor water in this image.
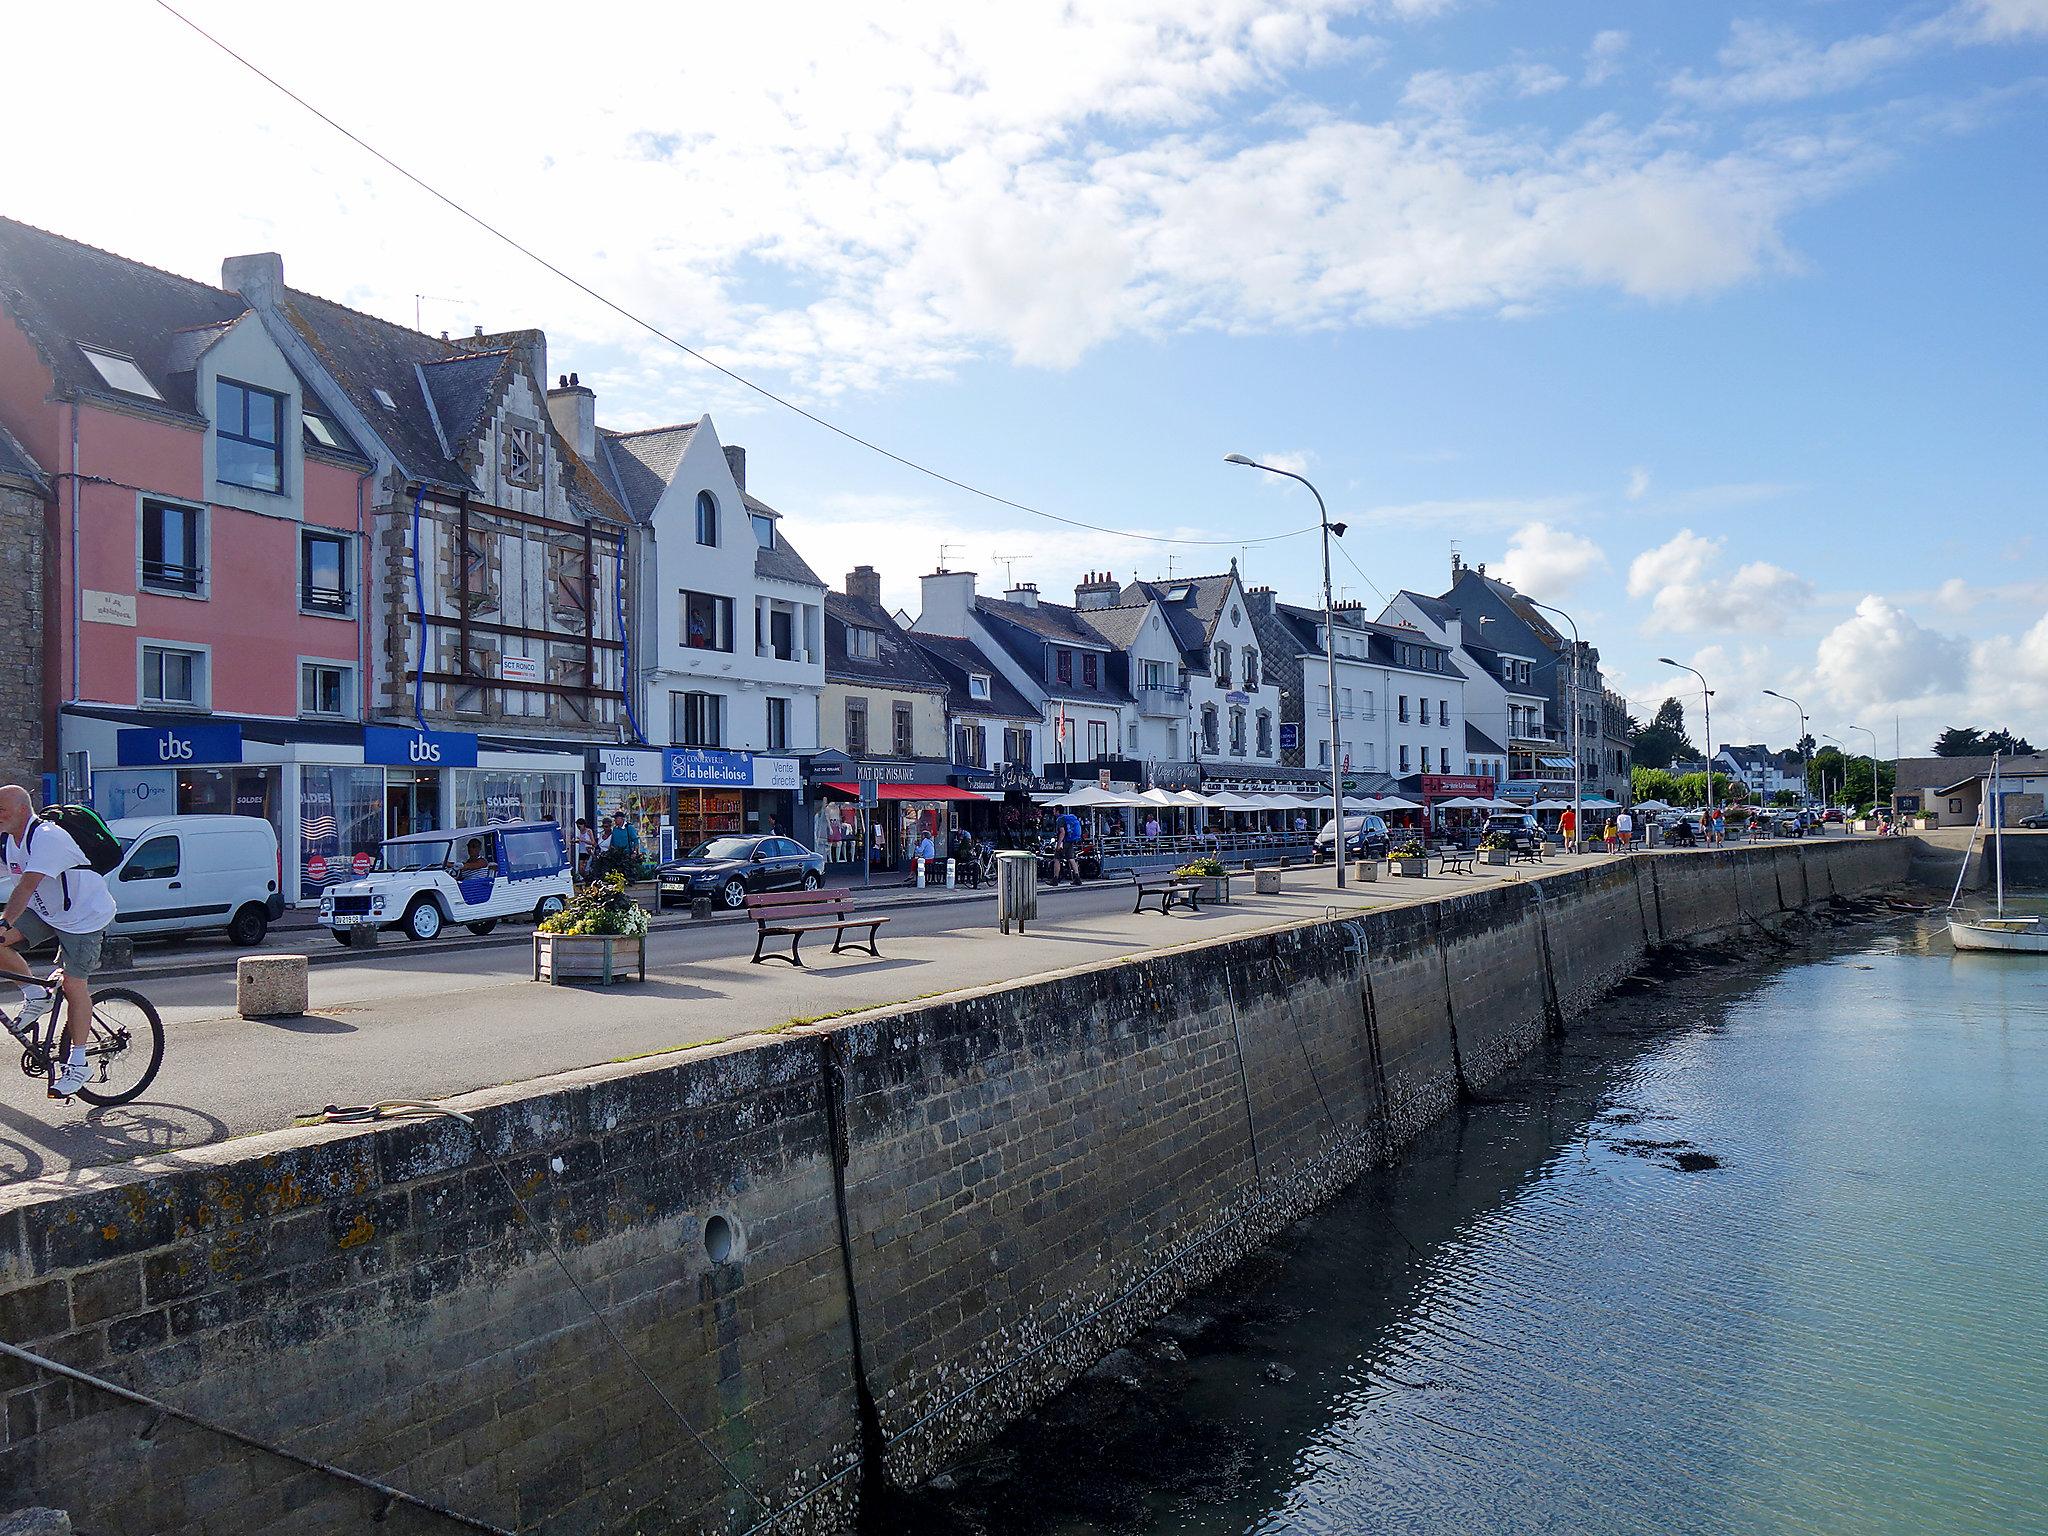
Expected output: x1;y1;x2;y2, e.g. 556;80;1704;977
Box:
906;908;2048;1535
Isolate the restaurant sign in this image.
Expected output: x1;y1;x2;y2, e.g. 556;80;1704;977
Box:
1419;773;1496;798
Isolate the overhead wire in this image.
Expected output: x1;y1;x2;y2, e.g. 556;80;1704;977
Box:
151;0;1316;554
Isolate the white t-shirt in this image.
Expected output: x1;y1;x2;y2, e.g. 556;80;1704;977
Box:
1616;812;1634;837
4;822;118;934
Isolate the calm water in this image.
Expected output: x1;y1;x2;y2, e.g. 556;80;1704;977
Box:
911;911;2048;1536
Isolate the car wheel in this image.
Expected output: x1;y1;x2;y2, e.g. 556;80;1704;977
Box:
466;919;499;936
227;904;269;948
802;870;822;891
403;898;443;941
534;895;566;923
332;930;354;948
719;879;748;911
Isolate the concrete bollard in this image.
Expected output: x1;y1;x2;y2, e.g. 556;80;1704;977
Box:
691;895;713;920
1254;867;1281;895
1352;859;1378;883
99;936;134;971
237;954;309;1019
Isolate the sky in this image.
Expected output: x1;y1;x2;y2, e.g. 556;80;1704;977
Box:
10;0;2047;758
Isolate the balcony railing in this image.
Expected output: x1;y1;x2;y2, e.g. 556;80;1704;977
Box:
1136;684;1188;718
142;559;204;593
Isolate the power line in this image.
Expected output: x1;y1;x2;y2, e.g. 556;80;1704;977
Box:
151;0;1316;553
1331;532;1389;606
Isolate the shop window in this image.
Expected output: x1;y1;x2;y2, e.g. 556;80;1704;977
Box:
298;765;385;900
892;701;914;756
141;642;207;708
767;696;790;751
216;378;284;493
141;500;206;595
300;530;351;615
675;691;723;747
682;590;734;651
846;698;869;754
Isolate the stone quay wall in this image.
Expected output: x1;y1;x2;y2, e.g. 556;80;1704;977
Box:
0;838;1910;1534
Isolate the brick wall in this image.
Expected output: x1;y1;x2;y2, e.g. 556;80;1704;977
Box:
0;838;1912;1533
0;480;46;789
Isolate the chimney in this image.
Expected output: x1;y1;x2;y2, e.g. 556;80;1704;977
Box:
1073;570;1119;610
916;569;978;635
221;252;285;306
454;327;548;401
845;565;883;606
1450;549;1464;582
545;371;596;460
723;444;746;494
1246;585;1277;619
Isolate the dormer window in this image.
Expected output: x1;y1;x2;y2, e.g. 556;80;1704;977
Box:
751;512;775;549
501;421;541;489
215;379;284;493
969;673;991;701
80;346;162;401
373;387;398;411
846;626;879;662
303;412;340;449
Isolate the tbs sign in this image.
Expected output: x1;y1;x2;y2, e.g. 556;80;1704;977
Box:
362;726;478;769
116;723;243;767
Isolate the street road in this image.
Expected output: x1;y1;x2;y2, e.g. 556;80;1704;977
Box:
1;850;1622;1178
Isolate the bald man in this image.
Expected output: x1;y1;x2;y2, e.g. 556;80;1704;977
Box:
0;787;114;1098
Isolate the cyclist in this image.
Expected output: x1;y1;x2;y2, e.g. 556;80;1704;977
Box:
0;785;116;1098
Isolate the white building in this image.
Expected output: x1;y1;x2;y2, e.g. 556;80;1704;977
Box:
1265;602;1468;788
1381;590;1548;787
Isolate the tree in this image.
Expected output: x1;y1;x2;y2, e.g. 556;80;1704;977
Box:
1630;697;1696;771
1984;728;2037;755
1934;726;2037;757
1770;789;1798;807
1632;766;1680;804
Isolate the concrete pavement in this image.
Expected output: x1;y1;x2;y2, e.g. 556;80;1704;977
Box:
1;850;1642;1179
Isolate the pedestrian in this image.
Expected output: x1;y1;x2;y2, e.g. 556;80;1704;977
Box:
1559;806;1577;851
1615;808;1634;853
1710;807;1725;845
573;816;598;880
1055;804;1085;885
1144;813;1161;840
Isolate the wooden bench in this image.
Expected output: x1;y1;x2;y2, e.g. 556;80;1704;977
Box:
747;890;889;967
1512;844;1547;864
1437;851;1476;877
1133;880;1202;915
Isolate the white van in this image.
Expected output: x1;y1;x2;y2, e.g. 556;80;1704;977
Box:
106;814;285;947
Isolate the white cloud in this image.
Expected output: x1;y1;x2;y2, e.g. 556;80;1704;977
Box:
1625;465;1651;501
1584;30;1629;86
1402;62;1568;116
1494;521;1607;599
1629;529;1814;634
1963;0;2048;41
1814;595;1970;709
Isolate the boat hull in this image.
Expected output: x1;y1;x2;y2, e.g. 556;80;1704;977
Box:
1948;918;2048;954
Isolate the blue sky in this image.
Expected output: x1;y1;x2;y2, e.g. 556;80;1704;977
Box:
12;0;2047;753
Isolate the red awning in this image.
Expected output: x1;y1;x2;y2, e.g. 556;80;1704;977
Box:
822;781;985;802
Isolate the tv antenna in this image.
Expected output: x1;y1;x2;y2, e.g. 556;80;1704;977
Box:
936;543;963;573
415;293;471;330
991;552;1026;586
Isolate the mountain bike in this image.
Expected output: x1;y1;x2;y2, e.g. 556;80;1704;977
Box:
4;968;164;1106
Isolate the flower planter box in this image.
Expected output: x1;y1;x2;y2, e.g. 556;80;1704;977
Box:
1393;857;1428;878
533;932;646;986
1189;873;1231;905
1481;848;1512;866
1916;814;1939;830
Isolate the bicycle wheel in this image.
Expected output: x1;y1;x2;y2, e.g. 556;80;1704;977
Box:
71;987;165;1107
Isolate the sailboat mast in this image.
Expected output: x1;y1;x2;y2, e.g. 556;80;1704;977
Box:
1993;754;2005;916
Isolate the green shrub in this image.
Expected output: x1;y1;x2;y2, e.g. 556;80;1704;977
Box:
1173;857;1227;878
539;873;651;938
1391;840;1427;859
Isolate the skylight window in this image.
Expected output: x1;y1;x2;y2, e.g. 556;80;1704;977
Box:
373;387;398;410
302;412;339;448
1165;584;1193;602
79;346;161;401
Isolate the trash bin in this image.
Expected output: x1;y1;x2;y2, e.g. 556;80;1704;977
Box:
996;850;1038;934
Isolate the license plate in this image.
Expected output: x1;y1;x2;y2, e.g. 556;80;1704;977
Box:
328;915;370;927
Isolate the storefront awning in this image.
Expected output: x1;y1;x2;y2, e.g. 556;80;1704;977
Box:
1540;756;1576;769
821;782;986;802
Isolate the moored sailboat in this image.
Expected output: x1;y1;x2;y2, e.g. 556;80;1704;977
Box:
1947;755;2046;954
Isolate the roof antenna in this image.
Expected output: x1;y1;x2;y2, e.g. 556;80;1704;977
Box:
937;542;962;574
415;293;471;331
991;552;1025;586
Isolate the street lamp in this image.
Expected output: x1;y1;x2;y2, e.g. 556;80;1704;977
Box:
1762;688;1810;807
1226;453;1348;887
1525;598;1583;852
1846;724;1881;819
1657;658;1715;824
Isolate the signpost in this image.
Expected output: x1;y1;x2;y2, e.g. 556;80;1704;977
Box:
859;779;877;887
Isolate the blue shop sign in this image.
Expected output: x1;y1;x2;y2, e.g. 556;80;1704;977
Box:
116;722;243;767
363;725;478;768
663;748;755;787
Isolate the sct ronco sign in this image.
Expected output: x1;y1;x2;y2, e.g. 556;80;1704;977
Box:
1420;773;1496;797
362;726;478;768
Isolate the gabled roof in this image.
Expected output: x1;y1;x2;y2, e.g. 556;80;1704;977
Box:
1466;722;1505;755
0;216;357;441
1072;602;1151;652
0;418;48;494
977;594;1110;648
1119;572;1240;663
419;352;513;454
825;592;949;691
975;594;1133;703
746;492;825;590
599;423;698;523
1398;590;1460;628
906;633;1039;720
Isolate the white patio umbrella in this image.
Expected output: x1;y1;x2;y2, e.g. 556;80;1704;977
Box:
1374;795;1422;811
1168;789;1211;807
1633;798;1673;812
1435;796;1489;810
1579;794;1622;809
1479;797;1524;810
1202;792;1261;811
1135;787;1181;807
1531;799;1574;811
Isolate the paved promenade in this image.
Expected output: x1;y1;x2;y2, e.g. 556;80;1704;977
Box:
0;845;1767;1179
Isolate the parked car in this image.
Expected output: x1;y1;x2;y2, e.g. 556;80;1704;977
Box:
2018;812;2048;830
1821;808;1845;824
1312;814;1391;862
319;821;573;943
657;835;825;910
105;813;284;947
1480;813;1543;854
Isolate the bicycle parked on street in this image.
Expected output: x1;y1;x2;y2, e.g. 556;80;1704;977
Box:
3;967;163;1107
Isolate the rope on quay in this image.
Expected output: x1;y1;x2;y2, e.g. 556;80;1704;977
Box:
0;1339;514;1534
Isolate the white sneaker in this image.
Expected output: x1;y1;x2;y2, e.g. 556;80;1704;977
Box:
50;1058;90;1098
12;991;52;1040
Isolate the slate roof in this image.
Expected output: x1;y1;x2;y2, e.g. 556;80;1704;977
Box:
1896;753;2048;792
825;592;950;691
975;595;1132;704
1119;572;1240;668
1465;721;1505;755
1071;602;1150;652
0;418;48;493
1398;590;1460;628
747;493;825;590
419;352;513;454
906;633;1039;720
599;424;697;523
0;216;360;454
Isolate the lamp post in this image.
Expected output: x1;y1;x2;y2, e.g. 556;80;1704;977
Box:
1226;454;1348;887
1525;598;1582;852
1762;688;1810;808
1658;658;1715;826
1846;724;1881;821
